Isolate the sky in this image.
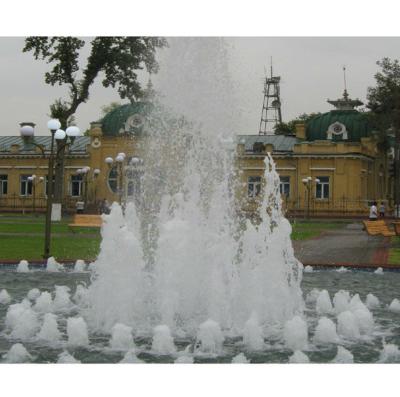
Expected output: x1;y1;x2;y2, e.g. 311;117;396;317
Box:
1;37;400;136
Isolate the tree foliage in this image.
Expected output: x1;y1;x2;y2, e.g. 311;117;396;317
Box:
274;112;321;136
23;36;167;126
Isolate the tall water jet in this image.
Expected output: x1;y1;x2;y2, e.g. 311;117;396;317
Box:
82;37;303;342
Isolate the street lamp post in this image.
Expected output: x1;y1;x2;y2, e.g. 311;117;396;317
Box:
302;177;320;219
27;175;44;215
105;153;126;206
21;120;82;259
76;167;101;211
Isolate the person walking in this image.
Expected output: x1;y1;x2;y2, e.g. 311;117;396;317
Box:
369;201;378;221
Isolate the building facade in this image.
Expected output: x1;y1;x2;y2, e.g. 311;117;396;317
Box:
236;90;391;217
0;91;393;217
0;103;149;213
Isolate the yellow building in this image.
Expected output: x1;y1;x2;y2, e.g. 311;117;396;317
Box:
0;91;392;218
236;90;391;217
0;102;150;213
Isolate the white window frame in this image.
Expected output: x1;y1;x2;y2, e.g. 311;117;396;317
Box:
70;175;83;197
20;175;33;196
279;176;290;197
316;176;330;199
248;176;261;198
0;174;7;195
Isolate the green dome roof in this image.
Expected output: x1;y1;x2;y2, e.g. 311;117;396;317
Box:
101;102;152;136
306;110;372;142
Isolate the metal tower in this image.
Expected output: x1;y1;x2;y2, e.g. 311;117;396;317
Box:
259;60;282;135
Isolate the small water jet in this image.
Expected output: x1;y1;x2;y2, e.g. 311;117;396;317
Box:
337;311;360;340
34;291;53;313
36;313;61;343
289;350;310;363
283;316;308;351
57;351;81;363
374;267;383;275
379;343;400;362
67;317;89;346
16;260;29;273
175;355;194;364
27;288;41;301
74;260;86;272
231;353;250;363
313;317;339;345
304;265;313;273
242;313;264;351
389;298;400;313
333;290;351;314
196;319;224;355
53;286;73;312
120;350;144;363
316;290;333;314
5;301;39;340
3;343;31;363
0;289;11;305
151;325;176;355
332;346;354;363
46;257;63;272
110;323;135;350
365;293;380;310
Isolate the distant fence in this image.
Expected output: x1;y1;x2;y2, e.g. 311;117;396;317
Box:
0;194;98;213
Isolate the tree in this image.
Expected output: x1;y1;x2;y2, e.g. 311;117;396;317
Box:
101;102;122;117
23;36;167;203
274;112;321;136
367;58;400;214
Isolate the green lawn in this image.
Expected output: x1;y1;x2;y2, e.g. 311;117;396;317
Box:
388;236;400;265
0;214;101;261
0;235;101;261
290;221;348;240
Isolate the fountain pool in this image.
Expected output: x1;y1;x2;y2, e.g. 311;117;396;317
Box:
1;268;400;363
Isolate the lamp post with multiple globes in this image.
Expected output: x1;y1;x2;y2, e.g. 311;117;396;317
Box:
302;176;320;219
20;120;82;259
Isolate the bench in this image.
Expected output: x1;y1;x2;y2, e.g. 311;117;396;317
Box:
68;214;103;230
362;220;395;237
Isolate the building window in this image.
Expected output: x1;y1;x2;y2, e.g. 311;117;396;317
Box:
279;176;290;197
108;166;118;193
45;176;55;196
316;176;330;199
0;175;7;195
20;175;33;196
248;176;261;198
70;175;83;197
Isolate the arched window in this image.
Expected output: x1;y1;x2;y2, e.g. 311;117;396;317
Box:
108;166;118;193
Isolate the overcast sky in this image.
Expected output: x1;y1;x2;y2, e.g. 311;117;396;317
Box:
1;37;400;136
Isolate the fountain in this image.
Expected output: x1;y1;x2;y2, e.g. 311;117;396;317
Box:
1;38;400;363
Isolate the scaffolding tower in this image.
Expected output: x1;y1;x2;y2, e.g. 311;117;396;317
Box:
259;62;282;135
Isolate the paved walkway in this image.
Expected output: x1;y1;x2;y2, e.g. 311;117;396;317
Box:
293;222;392;268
